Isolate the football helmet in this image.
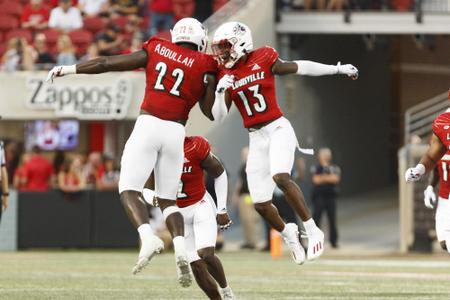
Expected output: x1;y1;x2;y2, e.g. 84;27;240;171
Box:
212;22;253;68
171;18;208;53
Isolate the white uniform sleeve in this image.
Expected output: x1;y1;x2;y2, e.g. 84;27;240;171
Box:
295;60;338;76
212;91;229;123
214;171;228;214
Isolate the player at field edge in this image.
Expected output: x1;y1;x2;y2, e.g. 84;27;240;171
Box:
46;18;220;287
406;94;450;252
143;136;235;300
210;22;359;264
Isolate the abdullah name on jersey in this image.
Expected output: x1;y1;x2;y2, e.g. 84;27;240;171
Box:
437;151;450;199
176;136;211;208
218;46;284;128
432;111;450;151
141;37;217;122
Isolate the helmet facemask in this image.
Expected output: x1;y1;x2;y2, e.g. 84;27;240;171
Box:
212;38;245;69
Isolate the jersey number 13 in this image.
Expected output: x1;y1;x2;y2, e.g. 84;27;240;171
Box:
237;84;267;116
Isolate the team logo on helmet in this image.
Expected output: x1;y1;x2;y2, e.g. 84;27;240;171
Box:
233;23;246;36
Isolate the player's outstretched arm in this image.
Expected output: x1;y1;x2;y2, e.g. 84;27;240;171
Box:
201;152;232;230
272;59;359;79
46;50;148;83
405;134;446;182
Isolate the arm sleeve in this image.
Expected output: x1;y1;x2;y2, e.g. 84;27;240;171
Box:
295;60;338;76
215;171;228;213
212;90;229;123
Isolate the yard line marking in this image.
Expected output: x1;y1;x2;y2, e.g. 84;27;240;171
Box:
308;271;450;280
316;259;450;268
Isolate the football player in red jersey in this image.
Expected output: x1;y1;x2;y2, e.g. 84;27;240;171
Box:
406;104;450;252
423;150;450;253
143;136;235;300
46;18;219;287
210;22;359;264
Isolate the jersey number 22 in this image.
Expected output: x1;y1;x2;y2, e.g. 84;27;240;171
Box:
154;62;184;96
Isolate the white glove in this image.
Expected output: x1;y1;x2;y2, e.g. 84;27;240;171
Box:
423;185;436;209
46;65;77;83
405;164;426;182
216;74;234;93
336;62;359;78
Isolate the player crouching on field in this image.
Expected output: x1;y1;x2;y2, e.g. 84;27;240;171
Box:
143;136;235;300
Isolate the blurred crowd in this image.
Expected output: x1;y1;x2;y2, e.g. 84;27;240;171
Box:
4;141;119;193
0;0;229;71
278;0;416;11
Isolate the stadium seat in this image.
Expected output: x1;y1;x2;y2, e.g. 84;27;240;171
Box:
42;28;61;48
0;15;19;32
213;0;229;12
172;0;195;20
68;29;93;45
111;16;128;30
5;29;33;43
0;1;23;18
83;16;106;35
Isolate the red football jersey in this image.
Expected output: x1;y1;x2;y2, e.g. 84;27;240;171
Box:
432;112;450;150
141;37;217;121
437;152;450;199
176;136;211;208
218;46;284;128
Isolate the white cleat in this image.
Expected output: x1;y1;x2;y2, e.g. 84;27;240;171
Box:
281;223;306;265
132;235;164;275
175;253;192;288
221;286;235;300
306;228;325;261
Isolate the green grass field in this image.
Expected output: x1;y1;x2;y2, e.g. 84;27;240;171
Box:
0;250;449;299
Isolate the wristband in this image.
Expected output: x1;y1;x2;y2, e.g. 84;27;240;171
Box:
2;192;9;196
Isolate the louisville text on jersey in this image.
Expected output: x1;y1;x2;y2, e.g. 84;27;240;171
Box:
231;72;265;90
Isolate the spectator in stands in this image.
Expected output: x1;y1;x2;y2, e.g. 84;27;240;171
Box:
1;38;36;71
110;0;140;16
49;0;83;33
122;32;143;54
13;153;30;191
21;0;50;31
78;0;109;16
34;33;55;69
79;44;99;62
0;141;8;217
96;23;124;56
96;155;119;191
83;151;104;188
303;0;326;10
4;141;21;185
123;14;142;41
56;35;77;65
58;155;86;193
311;147;341;248
21;146;54;192
148;0;173;37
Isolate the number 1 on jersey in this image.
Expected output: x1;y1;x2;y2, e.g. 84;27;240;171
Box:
154;62;184;97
